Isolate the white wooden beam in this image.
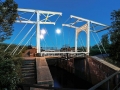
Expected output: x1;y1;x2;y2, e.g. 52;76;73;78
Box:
70;15;108;27
18;8;62;16
62;24;78;29
15;20;55;25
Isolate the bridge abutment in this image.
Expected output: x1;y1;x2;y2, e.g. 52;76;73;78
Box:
74;56;120;90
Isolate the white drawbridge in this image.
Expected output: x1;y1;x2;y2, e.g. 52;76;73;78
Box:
4;8;109;56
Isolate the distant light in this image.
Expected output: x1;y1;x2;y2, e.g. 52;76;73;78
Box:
39;34;44;39
41;29;46;35
56;29;61;34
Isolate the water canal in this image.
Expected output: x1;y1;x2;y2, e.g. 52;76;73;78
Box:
47;58;93;89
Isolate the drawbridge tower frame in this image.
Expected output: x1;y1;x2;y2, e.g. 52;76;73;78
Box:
15;8;62;56
63;15;108;55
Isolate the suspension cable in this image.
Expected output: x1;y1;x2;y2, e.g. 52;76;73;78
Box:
91;32;102;54
68;17;72;46
69;28;75;48
79;35;86;51
4;23;28;52
62;17;71;47
78;37;85;52
96;33;108;55
54;18;58;49
12;24;35;55
19;16;30;21
43;24;56;48
62;18;68;47
92;24;108;56
43;38;48;50
61;17;65;47
4;12;35;52
18;31;36;54
55;15;61;24
46;30;57;49
11;24;35;55
55;30;57;49
19;12;27;15
64;17;70;24
41;15;63;50
59;16;62;49
61;26;65;48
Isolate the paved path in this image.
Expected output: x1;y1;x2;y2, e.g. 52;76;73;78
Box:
30;57;53;90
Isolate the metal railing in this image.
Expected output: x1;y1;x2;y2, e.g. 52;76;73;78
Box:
41;51;86;57
89;71;120;90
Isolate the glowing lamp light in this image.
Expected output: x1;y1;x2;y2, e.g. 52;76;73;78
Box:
41;29;46;35
39;34;44;39
56;29;61;34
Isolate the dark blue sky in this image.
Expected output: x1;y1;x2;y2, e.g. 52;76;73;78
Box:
4;0;120;49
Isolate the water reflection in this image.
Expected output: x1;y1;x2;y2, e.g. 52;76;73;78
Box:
49;65;93;89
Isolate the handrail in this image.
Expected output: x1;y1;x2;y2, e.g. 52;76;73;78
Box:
89;71;120;90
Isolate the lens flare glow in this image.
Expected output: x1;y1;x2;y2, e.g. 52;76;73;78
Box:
56;29;61;34
41;29;46;35
39;34;44;39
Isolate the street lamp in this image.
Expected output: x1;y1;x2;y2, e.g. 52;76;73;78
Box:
41;29;46;35
56;28;61;35
39;34;44;40
40;28;47;39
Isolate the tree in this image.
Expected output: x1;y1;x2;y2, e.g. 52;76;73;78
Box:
0;44;23;90
0;0;18;42
0;56;22;90
101;34;109;49
109;9;120;60
0;0;21;89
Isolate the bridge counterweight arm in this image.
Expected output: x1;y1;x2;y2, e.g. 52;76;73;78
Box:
15;20;55;25
70;15;108;27
62;24;78;29
17;8;62;16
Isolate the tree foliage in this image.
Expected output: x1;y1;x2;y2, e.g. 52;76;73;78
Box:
109;9;120;60
0;56;22;90
101;34;109;49
0;43;23;90
0;0;18;42
0;0;22;89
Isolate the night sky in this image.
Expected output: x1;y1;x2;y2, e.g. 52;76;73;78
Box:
4;0;120;49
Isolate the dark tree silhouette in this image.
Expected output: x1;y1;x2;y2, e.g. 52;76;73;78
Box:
0;0;18;42
109;9;120;60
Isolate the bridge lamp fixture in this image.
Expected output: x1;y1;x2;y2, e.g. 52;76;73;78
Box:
56;28;61;34
39;34;44;40
41;29;46;35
